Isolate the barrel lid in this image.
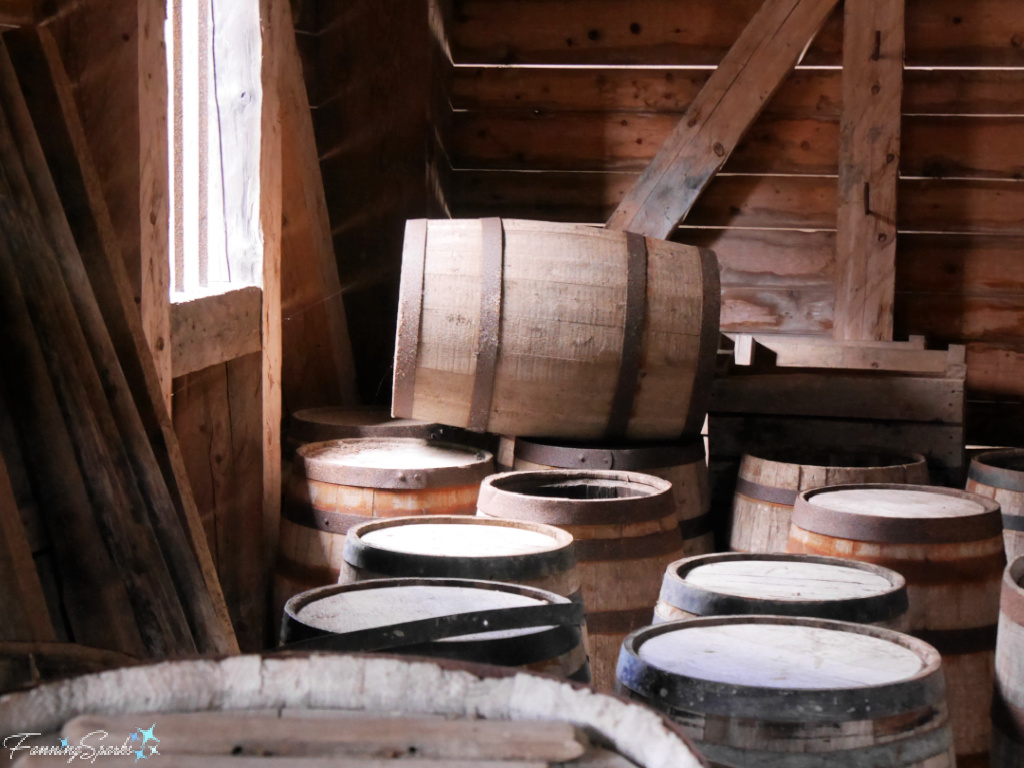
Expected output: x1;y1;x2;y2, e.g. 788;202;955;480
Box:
294;438;493;489
660;553;907;624
343;516;576;582
969;448;1024;492
792;483;1003;543
514;437;705;471
617;616;944;723
478;470;675;526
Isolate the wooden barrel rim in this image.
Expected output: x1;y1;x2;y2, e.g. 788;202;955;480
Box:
478;470;675;525
1002;555;1024;628
514;437;705;471
745;446;929;470
793;483;1003;543
685;248;721;436
0;653;709;768
617;615;945;722
659;552;908;624
288;407;440;443
282;577;585;667
295;438;493;489
969;448;1024;493
343;515;577;583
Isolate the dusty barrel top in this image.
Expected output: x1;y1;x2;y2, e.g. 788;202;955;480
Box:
294;437;493;488
658;552;907;623
793;483;1003;543
343;515;576;582
289;407;441;443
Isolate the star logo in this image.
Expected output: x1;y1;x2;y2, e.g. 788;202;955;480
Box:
134;750;145;763
138;726;159;748
59;738;69;749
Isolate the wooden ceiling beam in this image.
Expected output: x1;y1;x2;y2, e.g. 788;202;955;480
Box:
605;0;840;239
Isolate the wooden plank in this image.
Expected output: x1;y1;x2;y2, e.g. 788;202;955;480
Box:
896;293;1024;343
680;228;834;287
450;112;1024;179
708;414;965;473
62;713;588;762
451;171;1024;233
170;288;263;377
605;0;840;238
139;0;172;409
7;29;238;656
279;3;359;410
898;234;1024;295
0;452;55;643
449;0;1024;68
966;341;1024;400
721;287;834;334
451;67;1024;117
261;0;285;648
0;1;33;26
833;0;904;341
711;373;964;423
722;334;960;374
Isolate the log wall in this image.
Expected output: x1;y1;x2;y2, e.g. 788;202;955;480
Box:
437;0;1024;446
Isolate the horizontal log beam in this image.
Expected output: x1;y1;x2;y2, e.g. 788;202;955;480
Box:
170;287;263;377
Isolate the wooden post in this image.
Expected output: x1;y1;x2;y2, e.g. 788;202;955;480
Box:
606;0;840;239
833;0;905;341
260;0;285;647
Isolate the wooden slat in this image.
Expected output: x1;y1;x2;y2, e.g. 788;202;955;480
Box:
451;171;1024;233
170;288;263;377
896;293;1024;343
605;0;840;237
261;0;285;649
708;414;965;472
451;67;1024;117
451;112;1024;179
279;3;360;410
62;713;588;762
0;452;55;643
0;1;33;26
833;0;904;341
966;341;1024;400
680;228;834;287
712;373;964;423
450;0;1024;67
721;287;834;334
898;234;1024;295
5;31;238;656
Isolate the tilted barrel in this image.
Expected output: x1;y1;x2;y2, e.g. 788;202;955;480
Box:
654;552;909;629
514;437;713;557
616;616;955;768
392;218;720;440
477;469;682;691
788;483;1005;767
731;447;928;553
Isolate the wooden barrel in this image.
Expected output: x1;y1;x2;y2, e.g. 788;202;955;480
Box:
993;555;1024;767
339;515;580;600
275;438;493;616
730;447;930;553
0;655;708;768
968;448;1024;562
616;615;955;768
392;218;720;440
477;469;683;691
788;483;1006;767
281;577;590;682
514;437;713;557
654;552;909;629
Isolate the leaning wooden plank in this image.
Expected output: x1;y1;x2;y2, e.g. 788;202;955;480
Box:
833;0;905;341
0;451;55;643
63;714;588;762
0;242;144;656
0;642;135;695
0;103;195;657
711;373;964;423
604;0;839;237
5;30;238;654
279;3;359;409
170;287;263;377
